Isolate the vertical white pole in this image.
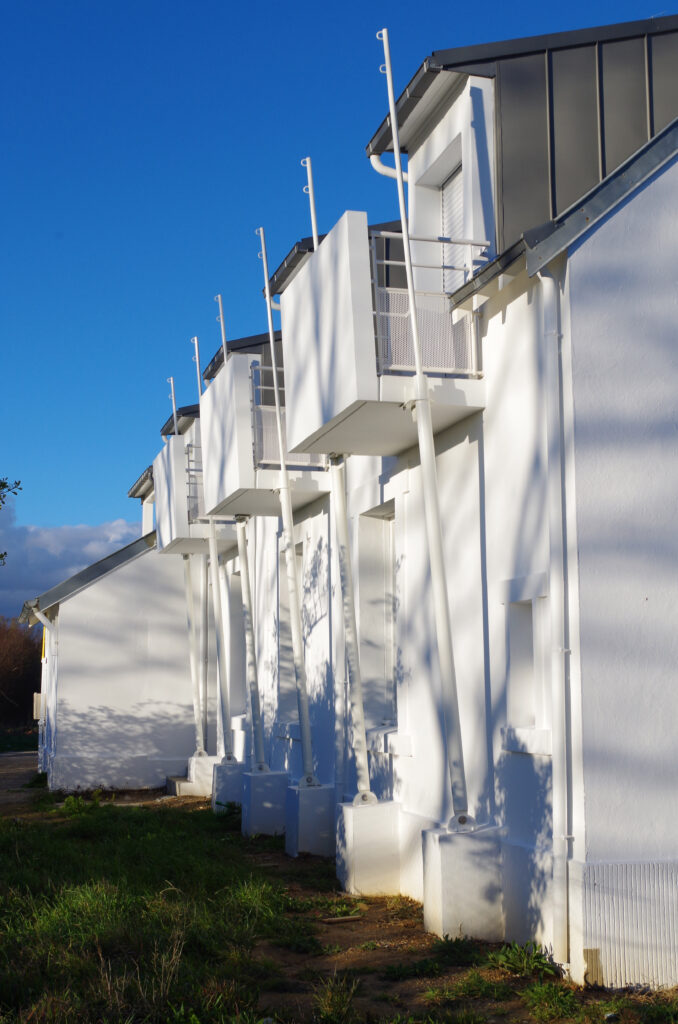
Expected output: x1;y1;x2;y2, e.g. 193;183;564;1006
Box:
236;517;268;769
329;458;375;803
209;520;235;760
301;157;319;250
257;225;317;786
215;294;228;366
183;554;206;755
199;553;209;751
377;28;468;826
168;376;179;437
191;336;203;401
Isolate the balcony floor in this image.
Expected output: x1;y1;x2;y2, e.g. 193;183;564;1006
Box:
290;377;485;457
210;468;329;517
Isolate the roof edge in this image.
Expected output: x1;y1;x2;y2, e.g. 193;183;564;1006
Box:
19;531;156;625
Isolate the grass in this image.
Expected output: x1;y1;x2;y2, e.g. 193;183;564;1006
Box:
2;797;678;1023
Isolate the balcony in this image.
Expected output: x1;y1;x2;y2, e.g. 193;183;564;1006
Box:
153;412;237;555
279;210;487;458
201;349;327;518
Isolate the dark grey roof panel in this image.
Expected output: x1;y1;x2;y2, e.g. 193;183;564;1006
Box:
159;404;200;437
127;465;154;500
203;331;281;381
19;532;156;625
268;235;319;297
431;15;678;69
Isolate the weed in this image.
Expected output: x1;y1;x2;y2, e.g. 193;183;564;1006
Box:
488;941;558;978
312;971;359;1024
356;940;378;950
385;895;422;921
454;1011;489;1024
638;998;678;1024
426;969;513;1005
522;981;580;1020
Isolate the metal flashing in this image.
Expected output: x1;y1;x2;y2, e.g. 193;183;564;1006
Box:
524;116;678;274
19;532;157;625
159;404;200;437
127;465;154;500
203;331;281;382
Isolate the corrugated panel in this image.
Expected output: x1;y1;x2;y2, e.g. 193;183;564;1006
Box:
651;32;678;132
600;38;648;175
582;861;678;988
497;54;551;251
441;166;464;292
551;46;600;213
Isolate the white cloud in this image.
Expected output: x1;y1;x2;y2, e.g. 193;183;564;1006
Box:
0;498;141;620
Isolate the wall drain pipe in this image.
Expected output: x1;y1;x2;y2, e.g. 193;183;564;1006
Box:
375;28;469;829
209;519;236;762
257;225;318;787
182;554;206;755
236;516;268;771
199;554;210;750
300;154;374;804
540;268;572;965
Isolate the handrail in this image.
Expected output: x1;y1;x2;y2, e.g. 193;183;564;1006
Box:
371;229;491;248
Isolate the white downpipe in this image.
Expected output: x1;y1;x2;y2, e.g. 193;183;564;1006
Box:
236;518;268;770
199;553;209;750
183;554;206;755
540;269;571;965
215;294;228;365
377;28;469;827
301;157;319;249
257;225;317;787
168;376;179;436
329;458;375;803
209;520;235;761
370;152;409;182
191;336;203;400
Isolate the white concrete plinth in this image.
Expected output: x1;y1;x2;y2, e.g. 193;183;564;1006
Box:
423;826;504;941
285;783;336;857
336;799;401;895
241;770;289;836
167;754;221;797
211;762;244;812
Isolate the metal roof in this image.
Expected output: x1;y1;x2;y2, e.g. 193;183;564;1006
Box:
448;114;678;306
19;532;157;626
202;331;279;382
366;14;678;156
159;404;200;437
127;465;154;501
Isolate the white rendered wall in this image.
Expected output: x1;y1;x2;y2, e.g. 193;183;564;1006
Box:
153;435;188;550
49;548;212;790
201;354;254;515
408;76;496;289
567;157;678;866
280;210;378;454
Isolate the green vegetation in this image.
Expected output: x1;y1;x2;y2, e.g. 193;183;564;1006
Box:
487;941;558;978
522;981;579;1021
2;798;678;1023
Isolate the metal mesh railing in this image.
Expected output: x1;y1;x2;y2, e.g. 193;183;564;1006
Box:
374;288;476;375
250;367;324;470
370;230;485;377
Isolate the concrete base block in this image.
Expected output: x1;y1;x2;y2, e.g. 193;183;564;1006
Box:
168;754;221;797
211;762;244;812
285;784;336;858
336;800;401;895
423;825;504;941
241;771;289;836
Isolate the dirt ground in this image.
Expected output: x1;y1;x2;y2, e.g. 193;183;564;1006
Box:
0;751;40;813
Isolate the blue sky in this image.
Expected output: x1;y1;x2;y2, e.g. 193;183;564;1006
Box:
1;0;670;614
